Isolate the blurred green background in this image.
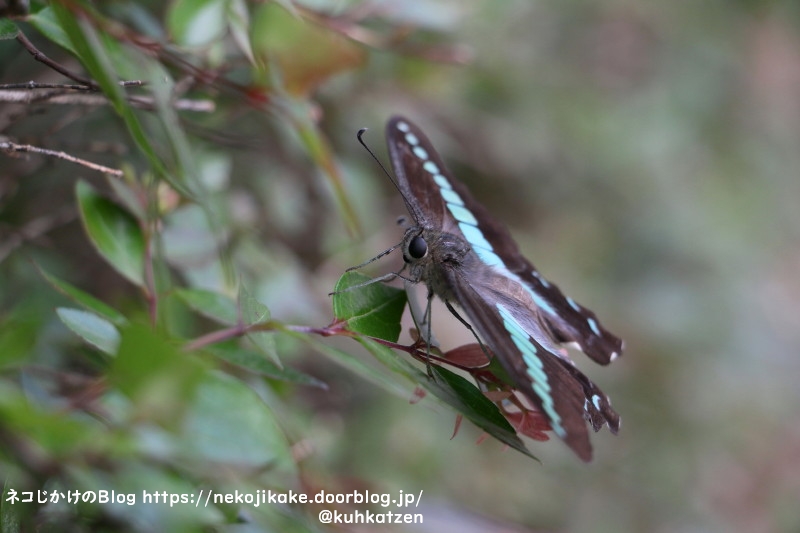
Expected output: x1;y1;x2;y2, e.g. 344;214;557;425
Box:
1;1;799;531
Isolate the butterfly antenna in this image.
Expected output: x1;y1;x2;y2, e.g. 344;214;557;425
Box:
357;128;405;197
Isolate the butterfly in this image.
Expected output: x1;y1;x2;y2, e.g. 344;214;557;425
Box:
374;115;623;461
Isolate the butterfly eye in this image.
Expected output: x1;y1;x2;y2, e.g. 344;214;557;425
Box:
408;235;428;259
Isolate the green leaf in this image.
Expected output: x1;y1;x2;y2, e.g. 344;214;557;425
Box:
332;272;407;342
285;330;414;399
26;7;73;52
180;372;296;473
428;365;536;460
210;343;327;389
56;307;121;355
111;323;208;425
168;0;228;47
38;265;127;325
175;288;238;325
239;284;279;365
0;19;19;40
228;0;255;64
76;180;145;287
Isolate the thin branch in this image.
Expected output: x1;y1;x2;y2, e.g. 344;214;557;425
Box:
1;141;123;176
0;81;145;91
16;31;98;88
0;90;215;112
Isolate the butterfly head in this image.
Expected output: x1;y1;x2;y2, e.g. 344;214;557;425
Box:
401;225;472;300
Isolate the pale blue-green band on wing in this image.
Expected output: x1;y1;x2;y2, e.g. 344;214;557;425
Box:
413;146;429;160
496;303;565;437
397;121;410;132
405;132;419;146
530;290;557;317
440;189;463;206
432;174;451;190
475;248;505;269
423;161;440;174
457;222;492;251
446;204;478;226
587;317;601;336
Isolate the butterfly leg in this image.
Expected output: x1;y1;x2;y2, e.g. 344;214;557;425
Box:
423;288;435;378
444;300;493;366
328;264;416;296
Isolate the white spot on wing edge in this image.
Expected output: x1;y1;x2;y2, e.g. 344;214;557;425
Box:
423;161;439;174
397;121;410;132
567;296;580;312
432;174;451;190
440;188;463;206
446;203;478;226
412;146;429;160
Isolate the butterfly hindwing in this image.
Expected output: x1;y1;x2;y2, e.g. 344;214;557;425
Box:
445;269;595;461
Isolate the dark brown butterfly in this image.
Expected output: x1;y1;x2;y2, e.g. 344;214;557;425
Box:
365;116;623;461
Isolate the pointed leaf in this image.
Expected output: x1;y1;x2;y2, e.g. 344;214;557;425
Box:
38;265;127;325
210;344;327;389
332;272;406;342
26;7;74;53
56;307;120;355
427;365;536;460
175;288;238;325
228;0;255;64
76;180;145;286
167;0;227;47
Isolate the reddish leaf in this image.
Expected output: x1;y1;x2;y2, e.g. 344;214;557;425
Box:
505;410;552;442
443;343;491;368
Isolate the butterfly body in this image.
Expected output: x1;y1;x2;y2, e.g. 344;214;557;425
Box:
385;116;622;461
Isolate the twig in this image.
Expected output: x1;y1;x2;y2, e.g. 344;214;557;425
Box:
1;141;123;176
0;90;216;112
0;81;146;90
16;31;98;89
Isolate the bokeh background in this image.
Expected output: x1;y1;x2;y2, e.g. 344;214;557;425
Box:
1;1;799;531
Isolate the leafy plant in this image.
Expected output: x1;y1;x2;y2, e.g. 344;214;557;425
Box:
0;2;542;530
